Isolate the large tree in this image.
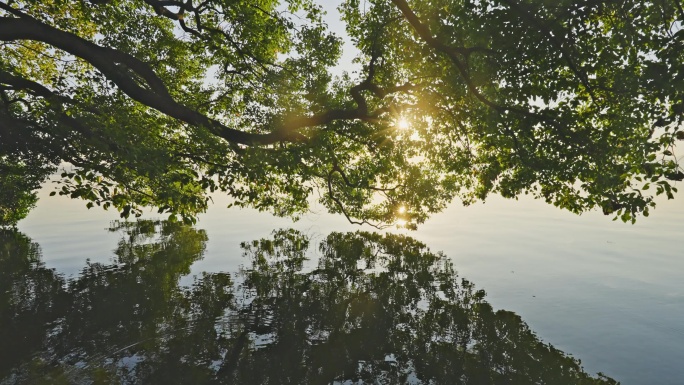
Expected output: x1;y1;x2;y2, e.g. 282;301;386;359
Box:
1;0;683;227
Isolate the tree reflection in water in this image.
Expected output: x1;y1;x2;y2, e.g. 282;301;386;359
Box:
0;222;618;384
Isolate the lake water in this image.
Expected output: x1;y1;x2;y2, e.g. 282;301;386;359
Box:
9;183;684;384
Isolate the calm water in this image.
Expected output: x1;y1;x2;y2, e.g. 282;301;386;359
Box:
7;184;684;384
2;222;620;384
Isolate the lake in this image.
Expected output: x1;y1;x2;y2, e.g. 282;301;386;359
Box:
4;182;683;384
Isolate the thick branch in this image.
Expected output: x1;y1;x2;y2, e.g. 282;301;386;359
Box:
0;70;99;139
0;70;78;106
142;0;202;37
0;6;423;151
0;15;300;145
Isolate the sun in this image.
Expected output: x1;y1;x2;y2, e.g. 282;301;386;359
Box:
396;117;410;130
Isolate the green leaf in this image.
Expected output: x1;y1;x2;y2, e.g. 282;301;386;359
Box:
2;0;682;227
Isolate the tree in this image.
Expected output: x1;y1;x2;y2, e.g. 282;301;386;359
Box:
1;0;683;228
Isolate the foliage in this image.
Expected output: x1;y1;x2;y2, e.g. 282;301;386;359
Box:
1;224;618;384
1;0;684;227
0;159;43;227
0;117;56;227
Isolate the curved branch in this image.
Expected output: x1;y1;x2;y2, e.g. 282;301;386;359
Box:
0;11;413;147
0;70;67;99
0;15;301;145
325;170;389;230
142;0;202;37
0;4;431;154
0;71;98;140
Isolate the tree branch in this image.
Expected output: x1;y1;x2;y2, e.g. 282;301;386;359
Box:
0;9;411;148
142;0;202;37
325;170;389;230
0;14;305;145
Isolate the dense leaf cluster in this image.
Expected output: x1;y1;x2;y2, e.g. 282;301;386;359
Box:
1;0;683;226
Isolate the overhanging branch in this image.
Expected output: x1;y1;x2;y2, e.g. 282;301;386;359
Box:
0;9;412;147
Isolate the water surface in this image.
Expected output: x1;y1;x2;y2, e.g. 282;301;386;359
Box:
3;221;618;384
13;185;684;384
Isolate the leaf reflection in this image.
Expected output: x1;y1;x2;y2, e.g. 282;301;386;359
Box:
0;224;618;384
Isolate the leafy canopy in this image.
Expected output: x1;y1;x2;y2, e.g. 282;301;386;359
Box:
1;0;683;227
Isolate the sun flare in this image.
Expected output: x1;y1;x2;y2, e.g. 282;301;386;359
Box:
396;117;410;130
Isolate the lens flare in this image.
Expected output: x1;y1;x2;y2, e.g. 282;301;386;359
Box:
396;117;410;130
